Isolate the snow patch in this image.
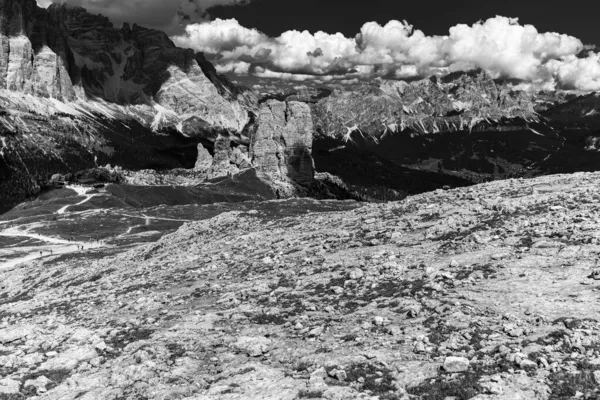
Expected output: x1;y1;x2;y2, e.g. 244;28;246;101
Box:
0;137;6;157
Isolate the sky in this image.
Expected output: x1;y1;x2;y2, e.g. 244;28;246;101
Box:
38;0;600;92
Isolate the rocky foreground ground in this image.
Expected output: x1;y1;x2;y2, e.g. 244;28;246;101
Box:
2;172;600;399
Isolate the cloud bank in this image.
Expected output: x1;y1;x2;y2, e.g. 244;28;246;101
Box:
36;0;249;34
173;16;600;91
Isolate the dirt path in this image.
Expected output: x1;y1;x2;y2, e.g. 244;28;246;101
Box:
56;185;104;215
0;223;107;269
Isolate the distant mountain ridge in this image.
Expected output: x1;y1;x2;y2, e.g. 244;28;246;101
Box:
311;69;545;139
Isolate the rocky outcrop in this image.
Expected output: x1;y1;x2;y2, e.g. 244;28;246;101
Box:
207;136;240;178
194;143;213;172
251;100;314;186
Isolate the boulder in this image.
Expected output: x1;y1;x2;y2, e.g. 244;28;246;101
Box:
0;377;20;395
234;336;271;357
443;356;470;372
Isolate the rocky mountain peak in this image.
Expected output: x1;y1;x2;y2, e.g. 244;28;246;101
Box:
0;0;257;135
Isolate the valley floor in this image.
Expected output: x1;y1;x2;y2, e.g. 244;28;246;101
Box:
1;173;600;399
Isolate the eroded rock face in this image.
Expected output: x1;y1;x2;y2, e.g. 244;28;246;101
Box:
0;0;256;135
251;100;314;185
0;0;76;100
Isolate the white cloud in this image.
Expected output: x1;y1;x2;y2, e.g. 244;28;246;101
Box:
173;16;600;91
547;53;600;91
172;18;267;52
215;61;251;75
442;16;583;80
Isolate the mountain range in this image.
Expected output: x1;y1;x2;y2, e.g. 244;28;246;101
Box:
1;0;600;210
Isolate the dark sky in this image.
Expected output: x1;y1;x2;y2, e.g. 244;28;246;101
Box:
211;0;600;47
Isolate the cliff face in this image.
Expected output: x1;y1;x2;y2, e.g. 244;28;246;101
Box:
0;0;76;100
251;100;314;186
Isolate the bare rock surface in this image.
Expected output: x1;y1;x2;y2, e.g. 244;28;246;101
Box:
3;172;600;398
252;100;314;185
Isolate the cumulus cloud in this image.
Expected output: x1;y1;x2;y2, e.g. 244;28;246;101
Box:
36;0;250;34
173;16;600;91
215;61;251;75
547;53;600;91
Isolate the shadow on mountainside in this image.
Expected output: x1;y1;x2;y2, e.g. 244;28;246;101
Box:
331;124;600;186
313;137;473;201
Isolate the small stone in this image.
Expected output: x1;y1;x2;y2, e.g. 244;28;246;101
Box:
443;356;469;372
309;368;328;390
335;370;347;381
23;376;51;394
414;342;426;353
590;270;600;280
234;336;271;357
373;316;385;326
519;359;537;369
331;286;344;294
0;378;21;395
348;268;364;280
308;326;324;337
593;370;600;385
407;306;421;318
386;325;402;336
